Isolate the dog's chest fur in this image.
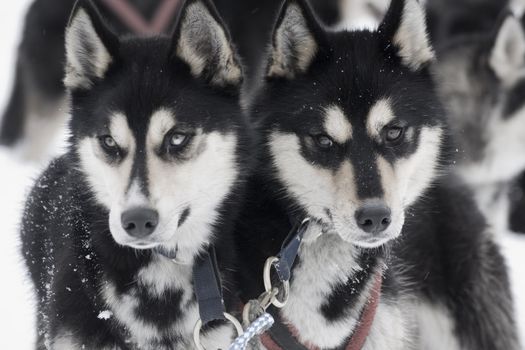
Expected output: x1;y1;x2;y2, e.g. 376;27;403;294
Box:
100;256;198;349
271;232;413;350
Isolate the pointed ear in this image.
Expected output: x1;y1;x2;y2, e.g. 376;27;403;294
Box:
378;0;434;71
173;0;242;88
64;0;119;90
267;0;326;79
489;14;525;83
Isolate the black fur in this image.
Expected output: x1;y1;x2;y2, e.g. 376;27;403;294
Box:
394;179;518;349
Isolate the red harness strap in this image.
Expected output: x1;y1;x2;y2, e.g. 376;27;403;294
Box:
260;271;383;350
100;0;180;36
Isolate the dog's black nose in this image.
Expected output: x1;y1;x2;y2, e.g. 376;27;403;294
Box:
121;207;159;238
355;203;392;234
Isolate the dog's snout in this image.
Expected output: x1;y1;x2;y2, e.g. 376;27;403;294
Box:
355;203;392;234
121;207;159;238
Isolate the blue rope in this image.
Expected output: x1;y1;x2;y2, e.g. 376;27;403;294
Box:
228;313;275;350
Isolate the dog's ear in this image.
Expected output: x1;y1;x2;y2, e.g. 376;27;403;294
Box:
172;0;242;88
378;0;434;71
64;0;119;90
267;0;326;79
489;13;525;83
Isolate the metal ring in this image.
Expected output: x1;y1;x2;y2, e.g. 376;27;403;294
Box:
193;313;244;350
263;257;290;309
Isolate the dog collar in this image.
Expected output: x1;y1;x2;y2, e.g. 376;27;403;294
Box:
260;270;383;350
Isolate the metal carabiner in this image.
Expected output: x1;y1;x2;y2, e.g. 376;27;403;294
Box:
193;313;244;350
263;257;290;309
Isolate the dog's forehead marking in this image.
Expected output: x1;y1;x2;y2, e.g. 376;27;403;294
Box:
366;99;395;139
324;105;352;143
147;109;176;146
126;180;148;207
109;112;133;148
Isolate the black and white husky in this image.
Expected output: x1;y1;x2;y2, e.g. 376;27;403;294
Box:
430;1;525;232
21;0;249;348
235;0;520;349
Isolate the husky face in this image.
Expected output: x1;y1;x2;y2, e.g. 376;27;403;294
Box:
256;0;445;248
435;13;525;185
65;0;245;259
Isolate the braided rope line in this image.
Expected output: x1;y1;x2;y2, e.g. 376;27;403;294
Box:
229;313;275;350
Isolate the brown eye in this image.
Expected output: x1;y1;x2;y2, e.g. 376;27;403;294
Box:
385;127;404;143
314;135;334;149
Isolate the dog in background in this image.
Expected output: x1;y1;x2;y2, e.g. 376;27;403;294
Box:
428;0;525;232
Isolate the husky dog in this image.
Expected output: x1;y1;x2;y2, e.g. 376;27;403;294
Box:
431;5;525;232
21;0;249;348
235;0;519;349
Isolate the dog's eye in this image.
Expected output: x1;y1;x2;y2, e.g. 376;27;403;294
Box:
384;126;404;143
170;133;188;147
166;132;192;153
314;135;334;149
99;135;119;151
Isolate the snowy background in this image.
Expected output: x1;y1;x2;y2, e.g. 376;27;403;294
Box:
0;1;524;348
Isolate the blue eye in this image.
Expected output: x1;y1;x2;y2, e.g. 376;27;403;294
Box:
165;132;192;153
170;133;188;147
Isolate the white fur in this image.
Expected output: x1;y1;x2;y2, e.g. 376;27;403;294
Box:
176;2;241;86
146;110;239;262
363;302;415;350
414;301;461;350
269;133;361;235
459;105;525;185
394;126;443;207
282;233;371;348
64;9;113;89
78;113;135;210
268;3;318;79
392;0;435;71
366;98;395;140
490;15;525;84
324;105;353;143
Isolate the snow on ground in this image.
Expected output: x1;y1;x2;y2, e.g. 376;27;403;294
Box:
0;1;524;349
